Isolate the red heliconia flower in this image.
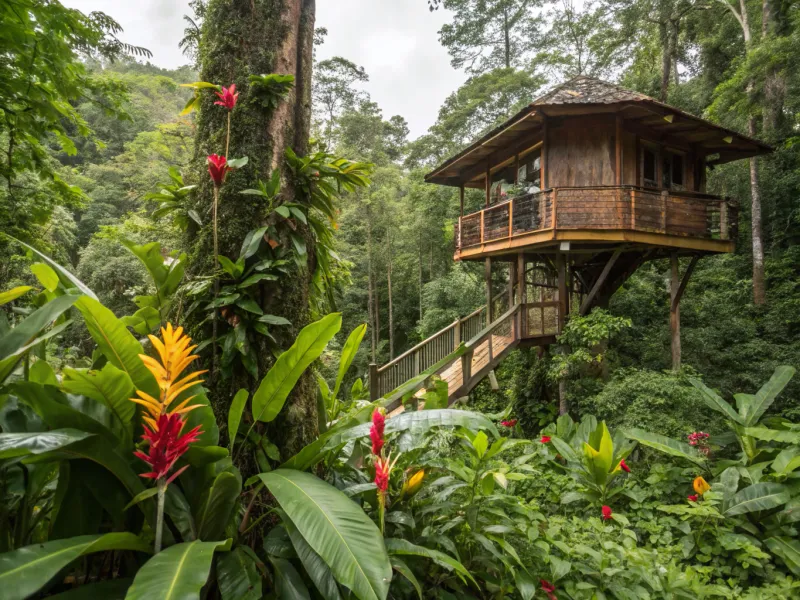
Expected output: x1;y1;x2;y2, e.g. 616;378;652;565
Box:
500;419;517;427
601;505;613;520
540;435;551;443
207;154;230;187
214;84;238;110
134;412;202;482
619;458;631;473
370;408;385;456
687;494;699;502
374;456;390;492
540;579;557;600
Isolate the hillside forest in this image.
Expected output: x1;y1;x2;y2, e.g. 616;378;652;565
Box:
0;0;799;599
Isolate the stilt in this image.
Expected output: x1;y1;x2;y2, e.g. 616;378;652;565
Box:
670;253;699;371
517;253;526;335
556;252;569;415
485;257;493;322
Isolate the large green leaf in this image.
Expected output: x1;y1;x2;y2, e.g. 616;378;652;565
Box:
0;533;150;600
772;446;800;475
125;539;231;600
260;469;391;600
12;382;118;444
8;236;97;299
270;556;312;600
384;538;477;588
252;313;341;422
0;429;92;459
30;262;59;292
764;537;800;576
744;366;796;426
689;378;742;424
622;428;706;466
196;471;242;541
583;421;613;485
49;579;132;599
76;297;158;398
217;547;262;600
332;324;367;401
227;388;249;452
742;427;800;444
0;294;78;361
284;515;342;600
390;557;421;600
61;363;135;426
723;482;791;516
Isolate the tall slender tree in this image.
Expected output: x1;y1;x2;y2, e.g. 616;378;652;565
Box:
189;0;317;457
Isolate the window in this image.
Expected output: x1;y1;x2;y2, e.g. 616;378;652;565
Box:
518;151;541;193
489;165;514;203
642;146;657;188
663;151;685;190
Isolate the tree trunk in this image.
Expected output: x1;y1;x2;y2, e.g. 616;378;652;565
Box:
387;233;394;360
189;0;317;459
503;6;511;69
558;379;568;415
749;118;766;305
367;206;376;362
762;0;786;138
670;19;680;86
418;235;423;323
658;20;671;102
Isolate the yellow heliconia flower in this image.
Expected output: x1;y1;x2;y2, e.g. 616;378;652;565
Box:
693;476;711;496
130;323;207;430
402;469;425;498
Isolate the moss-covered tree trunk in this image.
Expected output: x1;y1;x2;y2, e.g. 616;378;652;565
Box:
189;0;317;459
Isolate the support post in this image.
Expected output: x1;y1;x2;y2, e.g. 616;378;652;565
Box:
485;161;491;206
517;253;526;336
459;185;465;217
508;260;515;312
369;363;378;401
461;349;473;392
485;257;493;323
454;318;461;348
670;254;699;371
615;113;623;185
556;252;567;334
579;249;621;315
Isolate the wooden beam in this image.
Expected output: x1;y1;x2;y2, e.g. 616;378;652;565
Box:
579;249;622;315
671;255;699;312
541;117;548;189
669;254;698;371
615;113;622;185
485;161;491;206
459;185;465;217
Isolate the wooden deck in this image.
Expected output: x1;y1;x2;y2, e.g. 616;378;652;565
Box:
454;186;737;260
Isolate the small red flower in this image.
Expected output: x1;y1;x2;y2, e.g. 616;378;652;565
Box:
134;412;202;482
370;408;385;456
619;459;631;473
540;579;557;600
540;435;551;443
687;494;699;502
500;419;517;427
374;456;390;492
207;154;230;187
601;505;613;520
214;84;238;110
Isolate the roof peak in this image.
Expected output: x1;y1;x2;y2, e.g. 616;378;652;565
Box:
531;75;654;107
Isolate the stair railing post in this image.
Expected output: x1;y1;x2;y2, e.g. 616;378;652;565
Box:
369;363;379;401
461;349;473;393
454;318;461;348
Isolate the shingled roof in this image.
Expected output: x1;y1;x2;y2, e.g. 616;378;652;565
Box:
425;75;772;186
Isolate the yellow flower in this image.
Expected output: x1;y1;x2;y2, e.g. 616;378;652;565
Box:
130;323;207;430
693;476;711;496
401;469;425;498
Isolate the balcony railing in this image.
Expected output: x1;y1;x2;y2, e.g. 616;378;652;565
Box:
455;186;738;251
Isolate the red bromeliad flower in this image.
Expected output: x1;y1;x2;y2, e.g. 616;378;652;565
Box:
500;419;517;427
540;435;551;443
214;84;238;110
375;456;390;492
619;458;631;473
687;494;699;502
540;579;557;600
207;154;230;187
601;505;613;520
134;412;202;482
370;408;385;456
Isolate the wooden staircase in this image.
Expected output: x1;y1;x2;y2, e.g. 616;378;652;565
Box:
369;303;547;414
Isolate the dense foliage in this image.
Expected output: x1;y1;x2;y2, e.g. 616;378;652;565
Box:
0;0;798;598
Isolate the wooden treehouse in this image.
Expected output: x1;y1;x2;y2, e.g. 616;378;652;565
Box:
369;76;771;411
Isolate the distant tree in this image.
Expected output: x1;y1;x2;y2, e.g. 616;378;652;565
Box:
430;0;542;74
179;1;207;67
312;57;369;145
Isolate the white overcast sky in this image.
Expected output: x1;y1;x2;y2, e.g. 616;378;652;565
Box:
62;1;466;139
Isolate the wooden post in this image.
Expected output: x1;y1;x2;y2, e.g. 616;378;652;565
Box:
454;318;461;348
517;253;526;336
541;117;548;189
459;185;465;217
670;254;681;371
485;161;491;206
369;363;379;400
615;113;623;185
514;153;520;184
556;252;567;334
720;201;729;240
508;260;515;312
661;190;668;233
485;257;493;322
552;188;558;230
461;349;473;392
670;254;699;371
